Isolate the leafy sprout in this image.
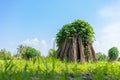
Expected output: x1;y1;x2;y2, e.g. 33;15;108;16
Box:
56;19;95;47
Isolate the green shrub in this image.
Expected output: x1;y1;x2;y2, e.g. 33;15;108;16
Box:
0;49;11;60
47;49;56;58
17;45;41;60
96;52;108;61
108;47;119;61
24;46;41;60
118;57;120;61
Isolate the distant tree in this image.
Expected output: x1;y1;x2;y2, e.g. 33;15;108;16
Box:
96;52;108;61
17;45;26;58
48;49;56;58
0;49;11;60
108;47;119;61
118;57;120;61
24;46;41;60
17;45;41;60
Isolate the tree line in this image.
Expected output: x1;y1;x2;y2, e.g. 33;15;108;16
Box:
0;45;41;60
0;45;119;61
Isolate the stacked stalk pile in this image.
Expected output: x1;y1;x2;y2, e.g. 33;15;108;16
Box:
56;20;97;62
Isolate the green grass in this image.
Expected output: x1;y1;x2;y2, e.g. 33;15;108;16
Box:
0;58;120;80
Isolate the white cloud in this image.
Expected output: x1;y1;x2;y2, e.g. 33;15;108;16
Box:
99;1;120;19
21;38;40;46
99;7;120;18
93;23;120;55
94;1;120;55
41;40;48;49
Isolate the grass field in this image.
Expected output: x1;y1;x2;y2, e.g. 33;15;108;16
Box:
0;57;120;80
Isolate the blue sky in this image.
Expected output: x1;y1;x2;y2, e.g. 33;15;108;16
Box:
0;0;120;56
